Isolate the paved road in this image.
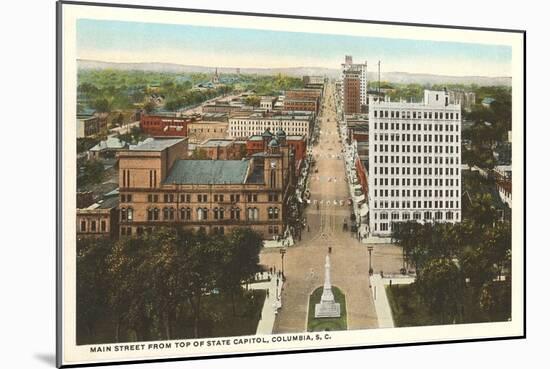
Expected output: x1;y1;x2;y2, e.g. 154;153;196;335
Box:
260;83;403;333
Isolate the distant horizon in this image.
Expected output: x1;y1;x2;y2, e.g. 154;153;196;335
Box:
77;19;512;78
77;58;512;80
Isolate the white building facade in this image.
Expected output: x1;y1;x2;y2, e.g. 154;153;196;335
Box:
340;56;368;108
228;114;313;138
368;90;462;237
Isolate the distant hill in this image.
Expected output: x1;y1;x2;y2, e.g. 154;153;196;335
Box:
77;59;511;86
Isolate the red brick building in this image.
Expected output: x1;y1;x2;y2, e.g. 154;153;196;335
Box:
283;98;318;113
343;69;361;114
140;114;196;137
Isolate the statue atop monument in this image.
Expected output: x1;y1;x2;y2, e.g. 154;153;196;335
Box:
315;254;341;318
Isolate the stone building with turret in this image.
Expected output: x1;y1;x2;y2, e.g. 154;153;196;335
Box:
116;132;296;238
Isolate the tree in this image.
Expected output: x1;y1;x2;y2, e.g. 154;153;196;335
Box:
143;100;156;114
78;159;105;188
76;237;112;343
415;258;464;324
218;228;263;315
175;228;224;338
91;97;113;113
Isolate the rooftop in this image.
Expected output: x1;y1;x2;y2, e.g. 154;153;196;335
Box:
129;137;186;152
199;139;234;148
89;137;128;152
164;159;251;185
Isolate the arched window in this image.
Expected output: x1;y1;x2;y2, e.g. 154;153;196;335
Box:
163;207;169;220
274;207;279;219
153;208;159;221
121;208;127;222
197;208;204;220
127;207;133;221
219;207;224;220
203;208;208;220
213;207;219;220
268;207;273;219
147;208;153;221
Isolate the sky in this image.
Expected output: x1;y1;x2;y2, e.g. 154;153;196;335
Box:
77;19;512;77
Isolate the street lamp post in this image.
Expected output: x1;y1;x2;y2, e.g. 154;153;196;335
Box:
367;245;374;275
280;247;287;281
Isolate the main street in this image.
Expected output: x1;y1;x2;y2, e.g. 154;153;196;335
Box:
260;83;403;333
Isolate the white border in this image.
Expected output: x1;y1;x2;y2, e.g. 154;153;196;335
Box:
60;2;525;366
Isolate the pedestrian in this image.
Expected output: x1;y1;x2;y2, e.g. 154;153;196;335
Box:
267;288;270;298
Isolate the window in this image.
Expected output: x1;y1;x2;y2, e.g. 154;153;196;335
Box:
101;220;106;232
91;221;96;232
80;221;86;232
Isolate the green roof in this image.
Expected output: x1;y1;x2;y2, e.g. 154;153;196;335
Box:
164;160;250;185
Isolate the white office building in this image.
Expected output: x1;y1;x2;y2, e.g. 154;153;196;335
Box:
368;90;462;237
228;113;314;138
340;55;368;108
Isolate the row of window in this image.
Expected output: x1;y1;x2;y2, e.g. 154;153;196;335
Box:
135;193;275;204
374;155;459;165
373;177;460;187
373;166;460;177
374;133;460;143
373;122;459;132
373;110;460;120
120;206;280;222
375;210;458;222
79;219;107;233
374;189;459;198
373;200;460;209
375;144;460;154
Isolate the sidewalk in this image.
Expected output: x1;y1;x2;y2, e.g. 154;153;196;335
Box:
249;272;284;335
369;274;415;328
263;236;294;248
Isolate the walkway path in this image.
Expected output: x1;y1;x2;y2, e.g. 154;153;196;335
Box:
249;272;284;335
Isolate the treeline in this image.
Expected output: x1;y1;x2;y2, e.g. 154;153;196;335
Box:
392;197;511;324
162;85;233;112
245;74;304;95
77;227;263;344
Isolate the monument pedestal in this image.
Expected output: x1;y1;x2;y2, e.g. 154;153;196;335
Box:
315;301;341;318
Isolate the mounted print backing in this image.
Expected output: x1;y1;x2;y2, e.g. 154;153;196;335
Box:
57;1;525;367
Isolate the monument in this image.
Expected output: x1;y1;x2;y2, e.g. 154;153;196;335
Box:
315;254;341;318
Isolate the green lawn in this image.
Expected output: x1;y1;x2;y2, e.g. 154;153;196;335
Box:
386;282;511;327
307;286;347;332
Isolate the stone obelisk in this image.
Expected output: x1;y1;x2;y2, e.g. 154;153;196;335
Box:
315;254;341;318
